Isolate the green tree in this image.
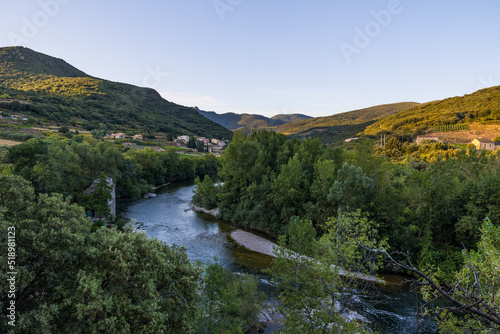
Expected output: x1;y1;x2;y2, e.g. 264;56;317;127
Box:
58;126;70;134
0;174;201;333
194;261;265;334
267;213;386;333
383;219;500;333
328;163;375;214
272;154;307;224
193;175;219;210
85;176;112;220
188;136;197;149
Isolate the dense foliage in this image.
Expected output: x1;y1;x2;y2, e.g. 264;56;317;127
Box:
0;162;264;334
0;174;202;333
216;130;500;281
193;175;219;210
4;136;220;206
194;261;265;333
266;213;386;333
0;47;232;139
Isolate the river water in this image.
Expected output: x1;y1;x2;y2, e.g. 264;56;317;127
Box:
123;182;438;333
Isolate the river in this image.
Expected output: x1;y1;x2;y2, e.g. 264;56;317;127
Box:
122;181;438;333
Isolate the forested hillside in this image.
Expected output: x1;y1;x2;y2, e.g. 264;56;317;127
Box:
0;47;232;139
364;86;500;135
272;102;419;143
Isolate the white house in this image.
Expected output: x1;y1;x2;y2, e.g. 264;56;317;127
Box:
176;135;190;143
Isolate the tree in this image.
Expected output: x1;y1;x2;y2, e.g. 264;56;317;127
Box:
193;175;219;210
0;174;202;333
194;261;265;334
188;136;197;149
266;213;386;333
381;218;500;333
328;163;375;214
85;176;113;220
272;154;307;224
197;141;205;153
58;126;70;134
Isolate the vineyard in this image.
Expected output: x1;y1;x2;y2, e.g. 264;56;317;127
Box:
433;124;470;131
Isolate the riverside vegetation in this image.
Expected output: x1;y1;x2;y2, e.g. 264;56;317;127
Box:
0;130;499;332
0;135;266;333
193;130;500;333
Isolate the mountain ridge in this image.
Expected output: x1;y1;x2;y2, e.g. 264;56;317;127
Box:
0;46;233;139
196;107;311;131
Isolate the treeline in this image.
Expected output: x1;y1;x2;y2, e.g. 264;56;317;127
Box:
2;136;220;203
212;130;500;280
0;131;36;142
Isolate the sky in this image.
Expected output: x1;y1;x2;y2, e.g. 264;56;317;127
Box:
1;0;499;118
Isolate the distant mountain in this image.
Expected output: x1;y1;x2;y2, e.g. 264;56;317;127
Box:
271;114;312;124
363;86;500;136
0;46;233;139
196;108;311;131
272;102;420;143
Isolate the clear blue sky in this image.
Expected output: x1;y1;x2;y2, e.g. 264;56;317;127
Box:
1;0;499;117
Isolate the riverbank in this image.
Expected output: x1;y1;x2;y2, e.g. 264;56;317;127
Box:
187;202;219;217
230;230;277;257
229;229;384;284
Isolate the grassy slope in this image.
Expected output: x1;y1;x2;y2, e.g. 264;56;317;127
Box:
272;102;419;143
363;86;500;136
0;47;233;139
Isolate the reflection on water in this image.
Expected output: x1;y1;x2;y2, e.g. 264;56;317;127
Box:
122;182;437;333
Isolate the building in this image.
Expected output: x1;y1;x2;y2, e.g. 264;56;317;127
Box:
211;138;219;145
197;137;210;145
111;133;126;139
471;138;500;151
132;134;143;140
176;135;190;143
85;177;116;220
416;135;442;145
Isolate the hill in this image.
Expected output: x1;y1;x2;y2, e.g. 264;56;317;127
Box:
363;86;500;136
196;108;311;131
272;102;419;143
0;46;233;139
270;114;312;124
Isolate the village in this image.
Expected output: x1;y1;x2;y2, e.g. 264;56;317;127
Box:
106;132;228;156
414;135;500;151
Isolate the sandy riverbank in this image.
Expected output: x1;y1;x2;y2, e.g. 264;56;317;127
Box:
230;230;278;258
229;229;384;284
